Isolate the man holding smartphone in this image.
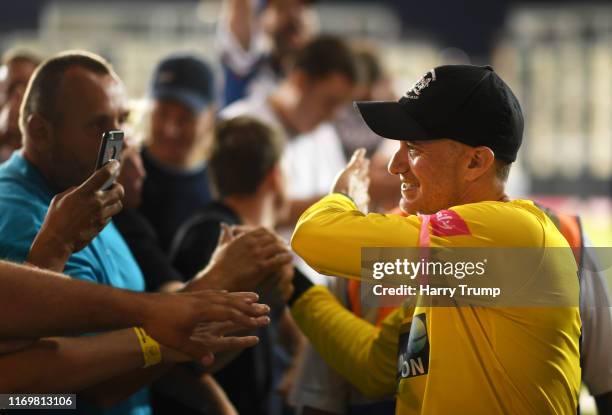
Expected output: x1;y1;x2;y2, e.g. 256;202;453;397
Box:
0;51;284;415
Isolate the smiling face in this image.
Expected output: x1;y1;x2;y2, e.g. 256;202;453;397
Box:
147;99;214;168
387;139;468;215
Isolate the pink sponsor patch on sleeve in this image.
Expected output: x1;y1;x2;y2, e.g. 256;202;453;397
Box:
430;210;471;237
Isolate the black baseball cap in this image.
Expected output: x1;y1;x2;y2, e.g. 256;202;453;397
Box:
150;54;214;113
355;65;523;162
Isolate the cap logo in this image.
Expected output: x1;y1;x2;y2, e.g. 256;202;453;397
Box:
404;69;436;100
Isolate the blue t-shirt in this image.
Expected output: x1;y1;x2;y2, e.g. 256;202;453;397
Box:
0;152;150;415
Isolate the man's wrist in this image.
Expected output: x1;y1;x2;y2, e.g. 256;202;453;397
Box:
184;267;225;292
133;327;162;367
27;233;72;271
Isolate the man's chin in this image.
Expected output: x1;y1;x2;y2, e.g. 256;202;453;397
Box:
399;197;418;215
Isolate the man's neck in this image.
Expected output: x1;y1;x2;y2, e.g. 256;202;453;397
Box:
268;85;304;135
222;194;275;228
459;181;509;207
22;148;63;193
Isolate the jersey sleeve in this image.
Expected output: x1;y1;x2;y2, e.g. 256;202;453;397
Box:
291;285;406;398
291;194;549;281
291;193;422;279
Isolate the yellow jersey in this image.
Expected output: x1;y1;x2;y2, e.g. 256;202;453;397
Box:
290;193;581;415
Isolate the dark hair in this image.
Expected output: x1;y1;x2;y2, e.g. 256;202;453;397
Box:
209;116;285;198
352;45;383;88
292;35;357;83
495;159;512;182
19;51;113;133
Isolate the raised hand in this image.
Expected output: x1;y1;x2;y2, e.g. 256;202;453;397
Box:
141;290;270;365
27;161;125;271
331;148;371;213
185;225;293;293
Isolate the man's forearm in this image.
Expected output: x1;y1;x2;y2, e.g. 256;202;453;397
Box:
26;231;72;272
0;260;148;339
0;329;144;393
227;0;253;51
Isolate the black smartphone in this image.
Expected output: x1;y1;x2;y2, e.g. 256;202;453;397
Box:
95;130;124;190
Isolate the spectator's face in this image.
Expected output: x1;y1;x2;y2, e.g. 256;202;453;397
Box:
263;0;313;59
296;72;354;132
148;99;201;167
387;140;464;215
48;67;128;190
0;60;38;150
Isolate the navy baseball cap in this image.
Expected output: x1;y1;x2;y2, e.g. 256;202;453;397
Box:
355;65;524;162
149;54;215;113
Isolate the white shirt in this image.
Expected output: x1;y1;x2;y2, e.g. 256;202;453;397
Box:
216;9;279;102
220;95;346;201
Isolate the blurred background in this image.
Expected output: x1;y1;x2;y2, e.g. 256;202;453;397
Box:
1;1;610;413
2;1;610;245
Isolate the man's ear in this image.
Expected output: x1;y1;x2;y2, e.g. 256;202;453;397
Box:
25;113;53;152
464;146;495;182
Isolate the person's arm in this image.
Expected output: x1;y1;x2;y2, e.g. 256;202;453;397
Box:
368;150;401;212
291;193;421;279
0;328;162;393
27;161;124;272
77;305;270;408
226;0;254;51
276;308;306;400
79;363;173;407
0;261;271;362
0;260;148;339
183;225;293;293
200;374;239;415
217;0;263;77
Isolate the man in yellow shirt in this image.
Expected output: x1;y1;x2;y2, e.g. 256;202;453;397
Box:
288;65;581;414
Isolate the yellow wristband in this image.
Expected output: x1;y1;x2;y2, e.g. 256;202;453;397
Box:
133;327;162;368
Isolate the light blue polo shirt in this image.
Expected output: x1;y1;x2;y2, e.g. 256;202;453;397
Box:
0;152;150;415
